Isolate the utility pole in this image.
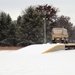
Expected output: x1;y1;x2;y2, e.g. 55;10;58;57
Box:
43;18;46;43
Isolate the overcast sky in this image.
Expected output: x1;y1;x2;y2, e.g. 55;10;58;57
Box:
0;0;75;25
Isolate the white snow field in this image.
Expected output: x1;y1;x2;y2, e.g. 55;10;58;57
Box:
0;44;75;75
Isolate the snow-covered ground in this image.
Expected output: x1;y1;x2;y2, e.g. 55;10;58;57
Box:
0;44;75;75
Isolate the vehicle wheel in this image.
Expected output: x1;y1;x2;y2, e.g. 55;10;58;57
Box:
65;41;68;44
52;40;56;43
61;40;64;43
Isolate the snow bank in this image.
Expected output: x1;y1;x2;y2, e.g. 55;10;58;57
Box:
16;43;59;55
0;44;75;75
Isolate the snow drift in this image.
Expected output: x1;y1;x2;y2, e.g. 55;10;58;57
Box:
0;44;75;75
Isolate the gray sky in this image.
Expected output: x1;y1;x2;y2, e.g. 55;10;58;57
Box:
0;0;75;25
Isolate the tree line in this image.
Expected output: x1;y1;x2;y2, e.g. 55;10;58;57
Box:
0;5;75;46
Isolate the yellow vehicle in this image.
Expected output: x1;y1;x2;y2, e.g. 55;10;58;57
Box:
51;28;68;43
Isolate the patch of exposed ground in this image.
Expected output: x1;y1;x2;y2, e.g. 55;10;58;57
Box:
0;47;23;50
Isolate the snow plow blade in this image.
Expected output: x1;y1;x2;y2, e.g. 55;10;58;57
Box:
42;44;75;54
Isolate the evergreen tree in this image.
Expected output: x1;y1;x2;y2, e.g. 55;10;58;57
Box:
0;12;8;41
0;12;14;46
16;6;44;45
